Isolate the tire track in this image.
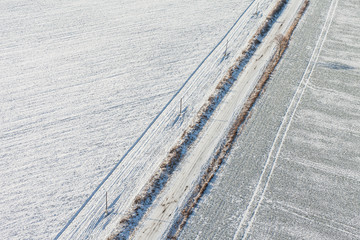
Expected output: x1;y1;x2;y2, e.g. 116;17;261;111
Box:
233;0;338;239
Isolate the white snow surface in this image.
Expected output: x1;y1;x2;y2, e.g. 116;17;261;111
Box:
0;0;272;239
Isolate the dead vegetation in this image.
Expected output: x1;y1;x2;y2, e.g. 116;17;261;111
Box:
169;0;309;239
108;0;309;239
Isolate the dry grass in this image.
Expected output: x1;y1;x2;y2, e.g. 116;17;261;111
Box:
169;0;309;239
108;0;310;239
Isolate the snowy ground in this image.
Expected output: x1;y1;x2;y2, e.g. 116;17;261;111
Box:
180;0;360;239
0;0;265;239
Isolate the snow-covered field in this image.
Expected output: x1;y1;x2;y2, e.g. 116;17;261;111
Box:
0;0;267;239
180;0;360;239
3;0;358;239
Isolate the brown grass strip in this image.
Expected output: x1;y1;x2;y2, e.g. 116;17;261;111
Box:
168;0;310;239
108;0;309;238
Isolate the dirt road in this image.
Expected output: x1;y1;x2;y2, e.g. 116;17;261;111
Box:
131;0;307;239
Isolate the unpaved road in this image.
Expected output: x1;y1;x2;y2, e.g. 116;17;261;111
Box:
131;0;307;239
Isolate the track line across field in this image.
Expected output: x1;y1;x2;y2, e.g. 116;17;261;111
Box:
233;0;338;239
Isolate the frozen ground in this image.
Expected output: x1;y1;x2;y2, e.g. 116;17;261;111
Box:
180;0;360;239
0;0;266;239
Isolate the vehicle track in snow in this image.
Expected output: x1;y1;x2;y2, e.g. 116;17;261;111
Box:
233;0;338;239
